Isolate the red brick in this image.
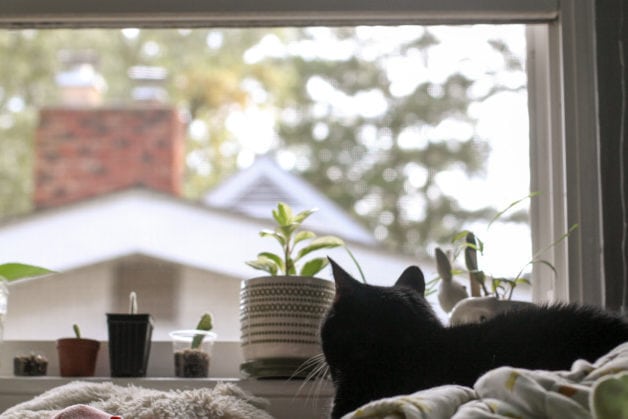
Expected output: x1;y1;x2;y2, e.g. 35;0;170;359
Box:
34;105;186;209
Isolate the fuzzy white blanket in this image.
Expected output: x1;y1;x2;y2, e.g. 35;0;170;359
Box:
343;342;628;419
1;381;274;419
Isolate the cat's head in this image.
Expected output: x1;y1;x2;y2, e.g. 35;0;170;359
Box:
320;258;439;382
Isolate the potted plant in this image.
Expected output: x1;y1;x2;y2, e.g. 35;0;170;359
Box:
240;202;344;378
106;291;153;377
13;353;48;376
433;194;578;325
57;324;100;377
169;312;217;378
435;231;536;325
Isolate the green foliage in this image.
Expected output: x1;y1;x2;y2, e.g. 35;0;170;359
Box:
246;202;345;277
191;312;213;349
0;263;54;281
435;193;577;300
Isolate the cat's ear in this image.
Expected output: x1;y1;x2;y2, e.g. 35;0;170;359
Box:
329;257;361;298
394;266;425;296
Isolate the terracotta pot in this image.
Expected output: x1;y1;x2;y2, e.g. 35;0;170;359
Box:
239;276;335;378
57;338;100;377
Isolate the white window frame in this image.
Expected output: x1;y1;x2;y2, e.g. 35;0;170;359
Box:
0;0;605;305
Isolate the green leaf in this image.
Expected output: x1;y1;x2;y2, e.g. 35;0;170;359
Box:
195;312;213;331
532;223;579;259
259;229;286;247
279;223;298;239
451;230;471;244
0;263;55;281
345;246;367;284
258;252;285;272
488;191;541;229
245;257;279;275
272;202;293;226
531;259;557;275
295;236;344;260
294;230;316;245
299;257;329;277
294;208;317;224
191;312;213;349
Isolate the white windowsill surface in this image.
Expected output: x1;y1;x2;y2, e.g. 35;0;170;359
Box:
0;340;334;419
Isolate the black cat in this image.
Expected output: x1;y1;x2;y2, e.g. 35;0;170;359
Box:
320;259;628;419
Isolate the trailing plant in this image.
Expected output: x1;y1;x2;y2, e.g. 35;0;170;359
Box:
434;192;578;300
246;202;364;280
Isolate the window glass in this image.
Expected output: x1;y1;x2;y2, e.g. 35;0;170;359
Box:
0;25;530;339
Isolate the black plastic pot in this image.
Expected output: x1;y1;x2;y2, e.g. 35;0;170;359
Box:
106;313;153;377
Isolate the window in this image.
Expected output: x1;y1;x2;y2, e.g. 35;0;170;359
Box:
0;24;532;340
0;0;617;337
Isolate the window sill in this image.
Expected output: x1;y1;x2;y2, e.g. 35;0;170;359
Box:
0;340;334;418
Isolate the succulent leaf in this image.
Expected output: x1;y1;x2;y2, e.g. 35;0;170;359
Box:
72;324;81;339
191;312;213;349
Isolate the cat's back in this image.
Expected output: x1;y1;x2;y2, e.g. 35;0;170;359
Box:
446;303;628;373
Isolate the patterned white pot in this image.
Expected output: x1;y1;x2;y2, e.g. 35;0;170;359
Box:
239;276;335;378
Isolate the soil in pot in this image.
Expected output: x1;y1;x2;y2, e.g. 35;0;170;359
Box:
107;313;153;377
174;348;210;378
14;354;48;376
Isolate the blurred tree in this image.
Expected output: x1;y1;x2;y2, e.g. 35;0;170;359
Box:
272;27;527;255
0;26;527;257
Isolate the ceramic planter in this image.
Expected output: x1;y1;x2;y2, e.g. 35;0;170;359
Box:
57;338;100;377
239;276;335;378
106;313;153;377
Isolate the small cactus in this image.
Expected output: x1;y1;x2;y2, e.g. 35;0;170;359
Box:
191;313;213;349
129;291;138;314
72;324;81;339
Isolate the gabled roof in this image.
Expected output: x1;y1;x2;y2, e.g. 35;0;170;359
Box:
203;155;376;245
0;188;427;286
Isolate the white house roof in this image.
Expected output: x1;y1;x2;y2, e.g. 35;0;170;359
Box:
203;155;376;245
0;188;431;287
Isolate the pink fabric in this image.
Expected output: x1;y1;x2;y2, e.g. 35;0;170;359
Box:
50;404;114;419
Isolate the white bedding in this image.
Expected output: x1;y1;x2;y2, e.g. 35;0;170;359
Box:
343;342;628;419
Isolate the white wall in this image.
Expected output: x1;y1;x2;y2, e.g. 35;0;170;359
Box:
3;257;243;342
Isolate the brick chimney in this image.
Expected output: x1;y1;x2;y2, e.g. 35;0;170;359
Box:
34;106;186;209
34;54;186;209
